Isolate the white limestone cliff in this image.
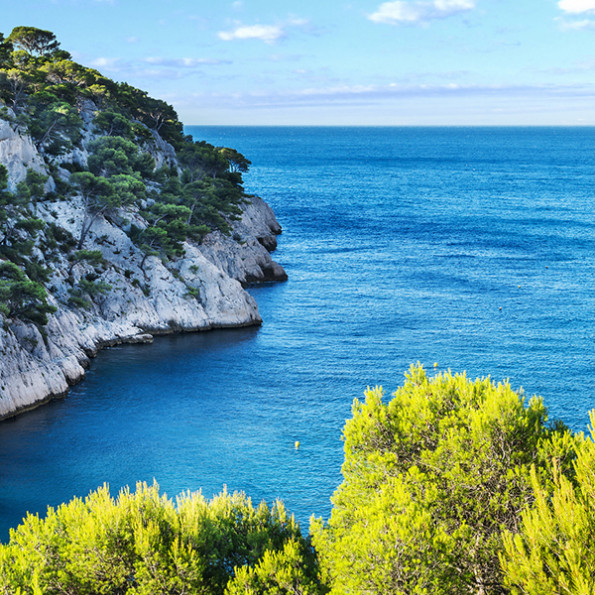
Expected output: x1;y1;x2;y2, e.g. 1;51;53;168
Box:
0;116;286;420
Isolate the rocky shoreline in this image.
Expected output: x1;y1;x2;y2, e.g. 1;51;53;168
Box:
0;110;287;421
0;194;286;421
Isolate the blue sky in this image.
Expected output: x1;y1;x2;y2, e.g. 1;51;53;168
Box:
4;0;595;125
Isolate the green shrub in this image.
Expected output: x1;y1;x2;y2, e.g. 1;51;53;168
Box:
0;260;56;326
311;365;576;595
501;411;595;594
0;483;320;595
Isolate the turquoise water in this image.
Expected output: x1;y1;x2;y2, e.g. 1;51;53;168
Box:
1;127;594;539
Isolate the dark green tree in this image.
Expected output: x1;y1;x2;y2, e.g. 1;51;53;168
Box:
87;135;151;177
93;109;133;138
219;147;251;174
0;260;55;326
0;67;32;112
178;141;227;182
69;171;115;249
0;33;13;68
16;169;48;213
132;203;193;271
27;90;83;153
7;26;61;57
0;165;31;250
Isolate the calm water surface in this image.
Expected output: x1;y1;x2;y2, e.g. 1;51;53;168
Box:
1;127;594;539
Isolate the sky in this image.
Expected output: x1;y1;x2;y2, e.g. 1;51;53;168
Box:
4;0;595;125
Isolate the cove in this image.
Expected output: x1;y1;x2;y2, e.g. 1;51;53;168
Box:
1;126;594;540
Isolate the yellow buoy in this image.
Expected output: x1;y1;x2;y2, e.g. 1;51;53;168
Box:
294;441;300;449
433;362;438;368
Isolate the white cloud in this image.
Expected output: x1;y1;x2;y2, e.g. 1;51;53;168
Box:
558;0;595;14
90;57;120;69
143;57;230;67
369;0;475;25
218;24;285;44
217;17;312;44
558;17;595;28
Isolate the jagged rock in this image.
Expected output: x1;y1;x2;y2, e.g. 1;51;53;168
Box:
198;195;288;285
0;114;53;191
0;115;285;420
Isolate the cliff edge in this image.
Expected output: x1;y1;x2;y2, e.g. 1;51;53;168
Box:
0;27;286;419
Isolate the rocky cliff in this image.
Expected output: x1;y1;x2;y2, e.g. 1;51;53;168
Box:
0;110;286;420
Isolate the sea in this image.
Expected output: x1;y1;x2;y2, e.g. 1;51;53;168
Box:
0;127;594;540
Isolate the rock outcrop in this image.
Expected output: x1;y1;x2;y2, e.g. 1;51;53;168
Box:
0;119;286;420
198;196;287;285
0;117;51;191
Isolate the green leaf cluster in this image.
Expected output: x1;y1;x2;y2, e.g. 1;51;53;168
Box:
0;482;321;595
0;165;54;325
0;260;55;326
311;365;576;595
501;410;595;594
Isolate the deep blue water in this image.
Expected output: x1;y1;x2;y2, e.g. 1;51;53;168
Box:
1;127;594;540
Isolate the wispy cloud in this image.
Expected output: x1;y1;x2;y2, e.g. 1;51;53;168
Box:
143;57;231;67
181;82;595;111
543;59;595;74
368;0;475;25
90;57;120;69
217;17;312;44
88;55;231;81
558;17;595;29
218;24;285;44
558;0;595;14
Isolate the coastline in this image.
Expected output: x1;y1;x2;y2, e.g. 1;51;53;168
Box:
0;194;287;421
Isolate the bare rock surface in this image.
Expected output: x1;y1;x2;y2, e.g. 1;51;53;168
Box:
0;118;285;420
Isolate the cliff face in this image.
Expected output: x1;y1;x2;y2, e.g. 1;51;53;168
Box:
0;117;50;191
0;114;286;420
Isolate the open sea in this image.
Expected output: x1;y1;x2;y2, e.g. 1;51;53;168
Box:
0;127;594;540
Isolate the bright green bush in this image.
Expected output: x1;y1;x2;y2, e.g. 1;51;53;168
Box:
311;365;576;595
0;368;592;594
226;538;325;595
0;482;319;595
501;411;595;594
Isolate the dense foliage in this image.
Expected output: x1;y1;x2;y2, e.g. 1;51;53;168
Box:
501;411;595;594
2;366;593;594
0;483;322;595
0;26;251;325
0;165;54;325
310;366;576;594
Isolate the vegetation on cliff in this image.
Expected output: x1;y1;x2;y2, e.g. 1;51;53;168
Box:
1;365;593;594
0;26;252;327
